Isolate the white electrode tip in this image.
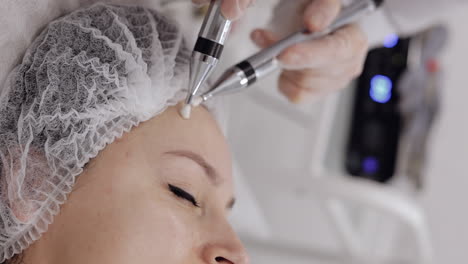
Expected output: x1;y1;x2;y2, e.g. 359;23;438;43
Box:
191;96;204;107
179;104;192;120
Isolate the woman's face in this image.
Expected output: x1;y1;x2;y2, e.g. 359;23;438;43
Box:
24;105;248;264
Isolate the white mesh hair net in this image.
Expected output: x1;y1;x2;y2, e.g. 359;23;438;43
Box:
0;3;222;261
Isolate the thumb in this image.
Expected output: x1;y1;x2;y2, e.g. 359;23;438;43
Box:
250;29;279;49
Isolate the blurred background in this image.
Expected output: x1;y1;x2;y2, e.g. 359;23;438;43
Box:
201;1;468;263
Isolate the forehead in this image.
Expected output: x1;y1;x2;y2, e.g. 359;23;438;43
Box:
135;105;233;186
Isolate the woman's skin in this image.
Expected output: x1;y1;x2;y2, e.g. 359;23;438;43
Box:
19;105;249;264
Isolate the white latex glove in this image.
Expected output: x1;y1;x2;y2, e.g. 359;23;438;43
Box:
192;0;255;20
251;0;369;103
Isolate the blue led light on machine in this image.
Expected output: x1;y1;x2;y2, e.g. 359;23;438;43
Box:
383;33;399;48
370;75;393;103
362;156;379;174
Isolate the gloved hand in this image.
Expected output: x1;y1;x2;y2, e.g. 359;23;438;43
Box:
251;0;369;103
192;0;255;20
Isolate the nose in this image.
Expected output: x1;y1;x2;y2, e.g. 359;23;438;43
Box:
201;220;249;264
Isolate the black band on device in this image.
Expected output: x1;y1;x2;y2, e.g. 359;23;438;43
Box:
236;61;257;85
194;37;224;59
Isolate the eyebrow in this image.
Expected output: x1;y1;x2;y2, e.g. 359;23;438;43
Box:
164;150;236;210
165;150;221;185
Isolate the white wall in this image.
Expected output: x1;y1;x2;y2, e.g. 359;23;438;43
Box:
421;5;468;263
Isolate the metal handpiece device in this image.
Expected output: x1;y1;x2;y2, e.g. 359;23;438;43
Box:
186;0;232;105
197;0;384;103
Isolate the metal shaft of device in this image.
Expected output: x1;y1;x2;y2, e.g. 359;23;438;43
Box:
186;0;232;104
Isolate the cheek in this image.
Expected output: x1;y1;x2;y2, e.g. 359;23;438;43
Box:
101;191;199;262
52;181;199;263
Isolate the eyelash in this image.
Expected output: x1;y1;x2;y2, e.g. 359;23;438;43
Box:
168;184;200;208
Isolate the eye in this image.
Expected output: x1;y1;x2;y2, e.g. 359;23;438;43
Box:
168;184;200;207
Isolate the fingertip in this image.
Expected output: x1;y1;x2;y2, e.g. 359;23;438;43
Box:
285;88;305;104
303;12;323;32
221;0;253;20
251;29;277;48
279;76;302;103
220;2;238;20
281;85;313;104
304;0;342;31
250;29;265;47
